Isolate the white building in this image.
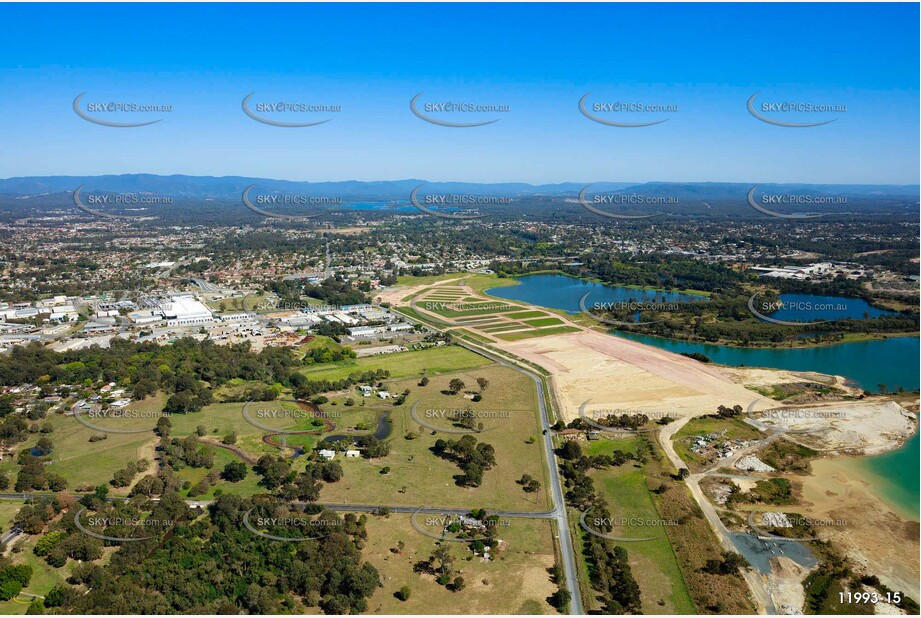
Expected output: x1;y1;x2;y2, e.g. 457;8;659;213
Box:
318;449;336;459
345;450;360;458
161;296;213;326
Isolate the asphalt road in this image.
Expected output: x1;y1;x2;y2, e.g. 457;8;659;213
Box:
0;335;585;614
451;339;584;615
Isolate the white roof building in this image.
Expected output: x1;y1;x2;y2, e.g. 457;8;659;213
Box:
318;449;336;459
161;296;213;325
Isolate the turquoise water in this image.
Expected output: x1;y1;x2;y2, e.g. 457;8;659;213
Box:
486;273;920;516
615;332;919;393
487;274;919;392
858;433;919;519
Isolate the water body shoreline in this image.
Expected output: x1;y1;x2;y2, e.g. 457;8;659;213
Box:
485;272;919;526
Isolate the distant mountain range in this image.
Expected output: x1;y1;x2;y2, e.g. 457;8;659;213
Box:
0;174;917;201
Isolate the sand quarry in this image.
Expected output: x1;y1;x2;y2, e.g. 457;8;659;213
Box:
383;278;920;607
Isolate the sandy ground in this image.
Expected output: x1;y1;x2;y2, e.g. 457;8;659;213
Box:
502;329;771;422
799;457;920;600
769;557;812;615
383;279;920;609
757;401;917;456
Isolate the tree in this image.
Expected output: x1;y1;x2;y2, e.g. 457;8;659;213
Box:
558;440;582;461
222;461;248;482
395;586;411;601
448;379;465;395
476;377;489;391
549;588;571;612
419;376;429;387
34;437;53;456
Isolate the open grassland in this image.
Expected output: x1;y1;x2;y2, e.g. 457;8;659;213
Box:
592;458;695;613
175;447;263;499
582;437;640;458
21;395;168;490
645;439;757;614
0;500;23;534
0;529;75;614
361;513;558;614
480;323;531;333
523;317;565;328
318;365;550;512
503;311;549;320
300;346;491;382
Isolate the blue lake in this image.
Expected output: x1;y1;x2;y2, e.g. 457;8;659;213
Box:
486;273;703;312
766;293;899;322
486;273;919;393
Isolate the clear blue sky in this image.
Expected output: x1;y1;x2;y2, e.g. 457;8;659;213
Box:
1;3;918;184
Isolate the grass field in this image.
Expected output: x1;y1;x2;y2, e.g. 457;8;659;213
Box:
503;311;549;319
493;326;579;341
523;318;564;328
318;365;550;512
479;323;530;334
300;345;491;382
0;528;75;614
0;500;23;534
588;439;695;614
361;513;558;614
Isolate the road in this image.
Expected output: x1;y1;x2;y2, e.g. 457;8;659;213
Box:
657;416;777;614
1;309;585;613
450;339;584;615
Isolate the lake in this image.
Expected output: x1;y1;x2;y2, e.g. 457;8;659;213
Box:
485;272;920;519
765;293;899;322
486;272;704;312
486;274;919;393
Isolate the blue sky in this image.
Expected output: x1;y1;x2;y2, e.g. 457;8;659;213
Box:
0;3;918;184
